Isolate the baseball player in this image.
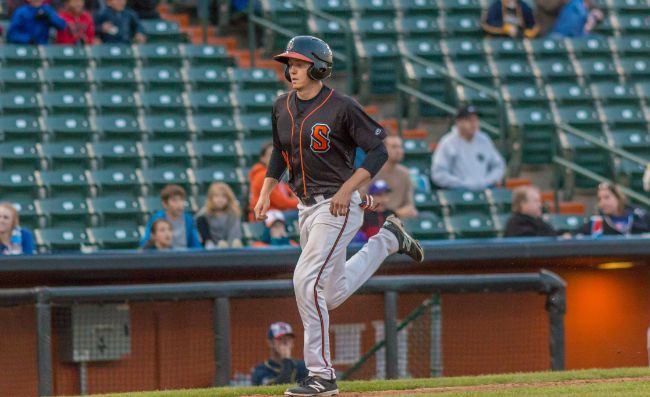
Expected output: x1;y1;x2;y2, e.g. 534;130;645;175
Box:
254;36;423;396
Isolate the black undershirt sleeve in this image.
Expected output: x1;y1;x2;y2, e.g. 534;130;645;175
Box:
359;142;388;178
266;148;286;181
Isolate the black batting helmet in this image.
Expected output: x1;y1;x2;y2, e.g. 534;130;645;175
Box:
273;36;333;82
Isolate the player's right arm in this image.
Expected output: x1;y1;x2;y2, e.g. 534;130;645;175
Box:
254;177;279;221
254;101;286;221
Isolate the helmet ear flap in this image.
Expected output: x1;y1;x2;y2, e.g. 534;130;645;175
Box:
284;65;291;82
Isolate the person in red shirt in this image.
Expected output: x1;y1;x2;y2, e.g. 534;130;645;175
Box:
56;0;95;45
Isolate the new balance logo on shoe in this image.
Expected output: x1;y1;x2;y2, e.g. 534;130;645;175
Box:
310;382;326;392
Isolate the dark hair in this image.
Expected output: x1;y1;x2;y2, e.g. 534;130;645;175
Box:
259;141;273;158
160;184;186;203
597;182;628;213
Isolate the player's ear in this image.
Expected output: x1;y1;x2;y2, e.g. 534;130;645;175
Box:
284;65;291;82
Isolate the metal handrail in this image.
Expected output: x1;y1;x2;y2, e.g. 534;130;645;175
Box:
559;123;649;166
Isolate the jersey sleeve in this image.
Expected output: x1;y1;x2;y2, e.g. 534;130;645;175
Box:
267;100;287;180
345;98;386;152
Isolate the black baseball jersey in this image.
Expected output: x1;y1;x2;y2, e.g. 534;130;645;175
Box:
270;86;387;198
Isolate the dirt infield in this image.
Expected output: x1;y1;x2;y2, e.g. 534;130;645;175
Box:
243;376;650;397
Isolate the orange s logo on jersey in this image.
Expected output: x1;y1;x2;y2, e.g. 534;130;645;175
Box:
310;123;331;153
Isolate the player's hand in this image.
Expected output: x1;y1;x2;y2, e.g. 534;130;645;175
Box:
254;195;270;221
330;188;352;217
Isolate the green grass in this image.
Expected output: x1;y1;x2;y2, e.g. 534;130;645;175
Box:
86;367;650;397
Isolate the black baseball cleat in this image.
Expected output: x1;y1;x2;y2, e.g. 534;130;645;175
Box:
383;214;424;262
284;376;339;396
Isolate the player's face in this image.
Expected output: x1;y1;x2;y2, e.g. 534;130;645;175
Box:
597;189;620;215
0;207;13;234
153;222;173;248
287;58;313;90
456;114;479;140
163;196;185;218
386;137;404;163
521;189;542;218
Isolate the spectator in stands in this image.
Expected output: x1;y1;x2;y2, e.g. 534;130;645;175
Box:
56;0;96;45
142;218;173;251
534;0;565;36
249;142;298;222
195;182;243;249
251;322;308;386
141;184;202;249
643;163;650;193
367;136;417;219
431;105;505;191
0;203;34;255
482;0;539;38
95;0;145;44
354;180;393;244
504;186;557;237
251;210;296;247
581;182;650;236
550;0;603;38
127;0;159;19
7;0;66;44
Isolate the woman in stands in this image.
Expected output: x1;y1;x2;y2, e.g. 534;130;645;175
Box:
142;218;173;250
0;203;35;255
195;182;243;249
581;183;650;236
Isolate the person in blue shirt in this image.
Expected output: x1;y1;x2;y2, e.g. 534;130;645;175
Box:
251;322;308;386
0;203;35;255
550;0;603;38
141;184;202;249
94;0;146;44
7;0;67;44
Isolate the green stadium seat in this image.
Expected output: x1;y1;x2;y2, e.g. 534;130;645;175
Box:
398;16;443;39
556;105;602;133
141;19;185;43
610;131;650;158
90;227;141;249
509;108;555;164
90;197;142;226
140;66;185;91
139;167;191;196
93;67;139;91
412;192;443;215
187;91;235;115
43;67;90;91
137;43;183;66
401;156;432;178
232;68;283;90
95;115;143;141
143;114;191;141
548;83;594;106
187;66;231;92
35;227;90;252
0;45;41;66
617;159;646;192
613;37;650;58
192;115;239;140
577;58;618;84
444;38;486;60
448;213;497;239
529;38;569;61
0;67;41;92
234;90;277;113
609;0;650;16
0;92;40;116
355;38;400;96
403;212;448;240
91;141;141;169
399;38;444;62
239;138;269;165
37;197;91;228
400;0;439;17
487;188;512;213
592;14;615;36
591;83;640;105
558;132;612;189
544;214;584;234
140;141;191;168
616;15;650;36
502;84;548;108
444;15;483;38
569;37;613;59
494;212;510;235
37;169;90;198
90;45;136;67
185;45;233;67
307;0;353;18
619;58;650;83
141;195;164;213
0;116;42;142
41;91;90;116
238;113;273;137
535;59;579;84
451;60;493;86
307;17;351;71
441;0;482;16
242;221;266;245
353;0;397;17
494;59;536;85
43;115;93;141
92;91;139;116
191;166;244;196
39;142;91;171
401;60;448;118
10;198;39;229
438;189;490;214
0;142;40;171
487;38;528;60
600;105;647;130
43;45;89;66
89;169;141;197
0;171;38;199
191;139;239;166
402;139;430;159
636;81;650;98
141;91;186;115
